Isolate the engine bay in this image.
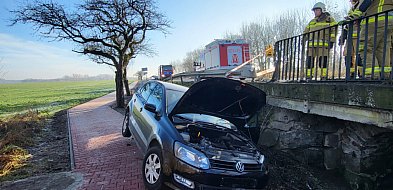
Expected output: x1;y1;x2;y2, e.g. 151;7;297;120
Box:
176;123;258;156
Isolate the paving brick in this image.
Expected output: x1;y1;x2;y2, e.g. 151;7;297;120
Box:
69;89;145;190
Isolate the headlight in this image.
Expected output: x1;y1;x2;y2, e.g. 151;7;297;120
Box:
174;142;210;169
258;155;265;164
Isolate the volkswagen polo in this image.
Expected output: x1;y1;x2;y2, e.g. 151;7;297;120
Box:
122;78;268;189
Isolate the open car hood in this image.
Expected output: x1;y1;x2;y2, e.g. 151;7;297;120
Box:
169;78;266;128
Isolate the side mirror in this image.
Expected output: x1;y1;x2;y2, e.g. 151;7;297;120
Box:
144;103;162;119
144;103;157;113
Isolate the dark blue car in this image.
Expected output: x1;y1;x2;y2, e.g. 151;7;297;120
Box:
122;78;268;189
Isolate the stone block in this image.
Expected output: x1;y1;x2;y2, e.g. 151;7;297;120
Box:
279;130;323;149
313;122;342;133
304;148;324;167
324;148;342;170
270;108;302;124
342;151;361;173
258;129;280;148
324;134;340;148
268;120;294;131
290;148;324;167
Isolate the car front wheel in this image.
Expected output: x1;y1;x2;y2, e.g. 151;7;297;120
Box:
143;146;163;190
121;109;131;137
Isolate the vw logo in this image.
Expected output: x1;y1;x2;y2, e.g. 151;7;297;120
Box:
235;161;244;173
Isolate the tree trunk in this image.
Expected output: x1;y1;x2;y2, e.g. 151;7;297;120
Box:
123;67;131;96
115;70;125;108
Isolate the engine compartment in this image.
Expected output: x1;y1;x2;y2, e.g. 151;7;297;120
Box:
176;123;257;155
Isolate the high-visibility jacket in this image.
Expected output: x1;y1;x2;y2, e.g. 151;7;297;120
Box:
347;1;362;38
347;1;363;20
358;0;393;75
359;0;393;24
304;12;337;48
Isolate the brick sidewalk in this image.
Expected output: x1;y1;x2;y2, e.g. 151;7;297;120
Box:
68;90;145;190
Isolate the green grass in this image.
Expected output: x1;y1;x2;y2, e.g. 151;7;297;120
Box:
0;80;116;180
0;80;116;117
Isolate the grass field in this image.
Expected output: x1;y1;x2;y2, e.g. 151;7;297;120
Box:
0;80;117;179
0;80;116;117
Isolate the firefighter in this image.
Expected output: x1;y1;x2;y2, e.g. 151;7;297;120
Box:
339;0;363;78
304;2;337;79
357;0;393;79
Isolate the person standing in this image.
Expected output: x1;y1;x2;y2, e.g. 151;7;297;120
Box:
304;2;337;79
339;0;363;78
357;0;393;79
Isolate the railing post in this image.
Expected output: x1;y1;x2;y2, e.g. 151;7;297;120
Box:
381;12;389;80
345;21;354;81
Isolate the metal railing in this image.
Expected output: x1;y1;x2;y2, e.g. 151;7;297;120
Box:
273;9;393;82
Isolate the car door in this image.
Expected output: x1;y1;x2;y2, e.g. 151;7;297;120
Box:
138;84;164;146
130;82;156;152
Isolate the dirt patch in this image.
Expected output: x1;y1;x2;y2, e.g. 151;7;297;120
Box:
261;147;350;190
111;95;132;116
0;110;70;183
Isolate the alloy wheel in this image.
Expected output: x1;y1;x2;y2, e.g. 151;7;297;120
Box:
144;153;161;184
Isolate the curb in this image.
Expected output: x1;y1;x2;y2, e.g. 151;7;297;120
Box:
66;110;75;170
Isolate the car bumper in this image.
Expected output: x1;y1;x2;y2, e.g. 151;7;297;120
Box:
168;158;269;189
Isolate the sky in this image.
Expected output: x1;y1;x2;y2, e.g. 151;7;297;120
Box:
0;0;347;80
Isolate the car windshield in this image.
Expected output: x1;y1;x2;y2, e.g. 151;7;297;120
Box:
173;113;237;130
166;89;185;113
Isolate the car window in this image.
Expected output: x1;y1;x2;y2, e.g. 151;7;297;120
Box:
146;85;163;111
139;82;157;101
166;89;185;113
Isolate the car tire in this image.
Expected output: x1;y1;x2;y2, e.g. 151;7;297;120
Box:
122;109;131;137
143;146;163;190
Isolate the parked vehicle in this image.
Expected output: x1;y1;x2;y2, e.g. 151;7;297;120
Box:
196;39;256;79
158;65;173;80
122;78;268;189
150;75;159;80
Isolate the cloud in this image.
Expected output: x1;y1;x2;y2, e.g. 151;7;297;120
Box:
0;33;113;80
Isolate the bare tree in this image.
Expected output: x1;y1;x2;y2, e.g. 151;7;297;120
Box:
222;31;243;40
181;48;204;72
169;60;183;73
11;0;171;107
134;70;144;80
226;9;308;70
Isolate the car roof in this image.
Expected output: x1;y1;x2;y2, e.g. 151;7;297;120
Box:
153;80;188;92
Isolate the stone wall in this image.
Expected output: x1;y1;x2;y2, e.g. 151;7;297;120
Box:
256;106;393;189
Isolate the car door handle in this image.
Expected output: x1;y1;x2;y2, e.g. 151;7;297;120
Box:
133;99;136;102
139;107;143;112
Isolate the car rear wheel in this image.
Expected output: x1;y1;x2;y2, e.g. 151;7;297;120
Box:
122;109;131;137
143;146;163;190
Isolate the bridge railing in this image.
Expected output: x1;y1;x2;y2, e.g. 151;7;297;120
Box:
273;9;393;82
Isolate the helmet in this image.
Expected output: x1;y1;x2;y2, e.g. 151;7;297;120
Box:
312;2;326;12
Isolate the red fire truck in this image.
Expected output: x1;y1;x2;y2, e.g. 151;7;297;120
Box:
196;39;256;79
158;65;173;80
